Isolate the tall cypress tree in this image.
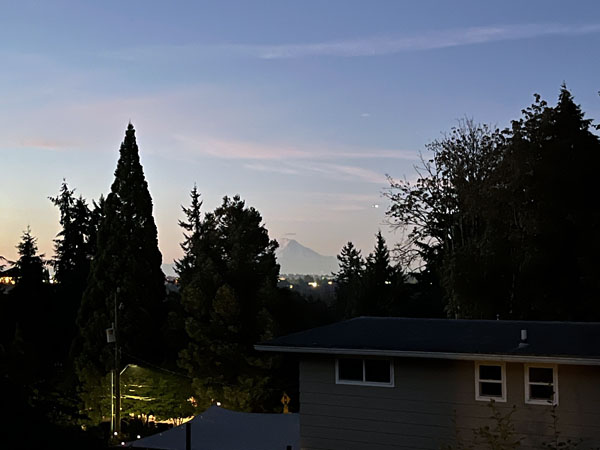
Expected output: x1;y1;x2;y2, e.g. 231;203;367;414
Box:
75;124;165;420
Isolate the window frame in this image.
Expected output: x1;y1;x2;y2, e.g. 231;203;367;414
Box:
524;363;558;406
474;361;507;402
335;357;395;387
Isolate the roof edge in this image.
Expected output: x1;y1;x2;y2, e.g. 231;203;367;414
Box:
254;345;600;366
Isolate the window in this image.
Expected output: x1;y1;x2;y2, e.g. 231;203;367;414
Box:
525;364;558;405
475;362;506;402
336;358;394;387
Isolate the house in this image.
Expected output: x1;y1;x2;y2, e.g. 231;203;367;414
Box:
255;317;600;450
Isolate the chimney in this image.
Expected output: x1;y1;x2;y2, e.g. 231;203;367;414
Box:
518;329;528;348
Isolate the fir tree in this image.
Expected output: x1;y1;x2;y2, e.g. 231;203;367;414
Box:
177;194;280;412
363;231;399;315
13;226;48;288
49;181;94;289
333;241;364;318
75;124;166;421
174;184;202;280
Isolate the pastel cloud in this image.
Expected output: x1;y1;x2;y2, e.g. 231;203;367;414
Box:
102;23;600;63
175;135;417;162
245;23;600;59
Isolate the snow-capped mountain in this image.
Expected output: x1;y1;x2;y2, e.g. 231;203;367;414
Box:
276;238;339;275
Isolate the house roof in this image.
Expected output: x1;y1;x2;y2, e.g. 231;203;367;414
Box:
255;317;600;366
128;405;299;450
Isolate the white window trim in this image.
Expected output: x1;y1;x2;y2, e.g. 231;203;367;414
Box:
474;361;507;402
524;363;558;406
335;358;395;387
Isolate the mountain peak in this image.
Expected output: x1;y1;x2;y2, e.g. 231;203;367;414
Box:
275;238;338;275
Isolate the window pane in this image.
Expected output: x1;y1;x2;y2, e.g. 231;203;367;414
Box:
365;360;391;383
480;382;502;397
338;359;363;381
529;367;553;383
530;384;554;401
479;365;502;381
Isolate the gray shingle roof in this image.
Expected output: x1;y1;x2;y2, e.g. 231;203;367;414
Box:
256;317;600;363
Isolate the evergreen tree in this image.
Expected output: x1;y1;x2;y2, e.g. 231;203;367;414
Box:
50;181;96;355
174;184;202;280
75;124;166;421
333;241;364;318
13;226;49;288
177;193;280;412
362;231;399;316
49;181;94;291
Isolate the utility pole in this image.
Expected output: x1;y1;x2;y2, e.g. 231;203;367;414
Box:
114;288;121;436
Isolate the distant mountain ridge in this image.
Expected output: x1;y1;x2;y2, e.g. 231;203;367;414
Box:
276;238;339;275
161;238;339;277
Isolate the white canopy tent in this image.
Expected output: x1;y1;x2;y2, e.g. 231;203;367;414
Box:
127;406;299;450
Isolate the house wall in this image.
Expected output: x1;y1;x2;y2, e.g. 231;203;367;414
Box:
299;356;600;450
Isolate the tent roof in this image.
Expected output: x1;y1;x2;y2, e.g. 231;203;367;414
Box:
128;405;299;450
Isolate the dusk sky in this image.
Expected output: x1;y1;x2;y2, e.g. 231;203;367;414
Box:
1;1;599;268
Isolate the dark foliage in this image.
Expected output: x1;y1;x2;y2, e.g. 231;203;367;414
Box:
386;87;600;320
177;190;281;412
75;124;166;422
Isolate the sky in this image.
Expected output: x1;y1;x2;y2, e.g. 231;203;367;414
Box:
1;0;599;269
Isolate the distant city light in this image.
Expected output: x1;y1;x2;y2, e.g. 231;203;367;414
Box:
308;281;318;288
327;281;333;285
289;285;293;289
385;280;392;285
372;204;380;208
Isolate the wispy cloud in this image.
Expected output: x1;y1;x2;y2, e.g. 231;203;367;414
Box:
243;23;600;59
174;135;417;161
15;138;76;151
243;163;300;175
102;23;600;63
243;160;388;185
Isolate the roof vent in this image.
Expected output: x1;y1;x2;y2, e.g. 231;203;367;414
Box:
518;329;528;348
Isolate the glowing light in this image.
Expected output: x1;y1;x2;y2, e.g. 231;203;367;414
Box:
137;435;141;439
308;281;318;288
114;432;118;436
216;401;222;406
327;281;333;285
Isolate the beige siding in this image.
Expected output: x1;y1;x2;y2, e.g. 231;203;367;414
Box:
299;357;600;450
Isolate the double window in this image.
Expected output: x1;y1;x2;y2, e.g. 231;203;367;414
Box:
524;364;558;405
474;362;558;405
336;358;394;387
475;362;507;402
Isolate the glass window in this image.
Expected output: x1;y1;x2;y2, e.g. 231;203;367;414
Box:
336;358;393;387
365;359;391;383
525;364;557;405
338;359;363;381
475;362;506;402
